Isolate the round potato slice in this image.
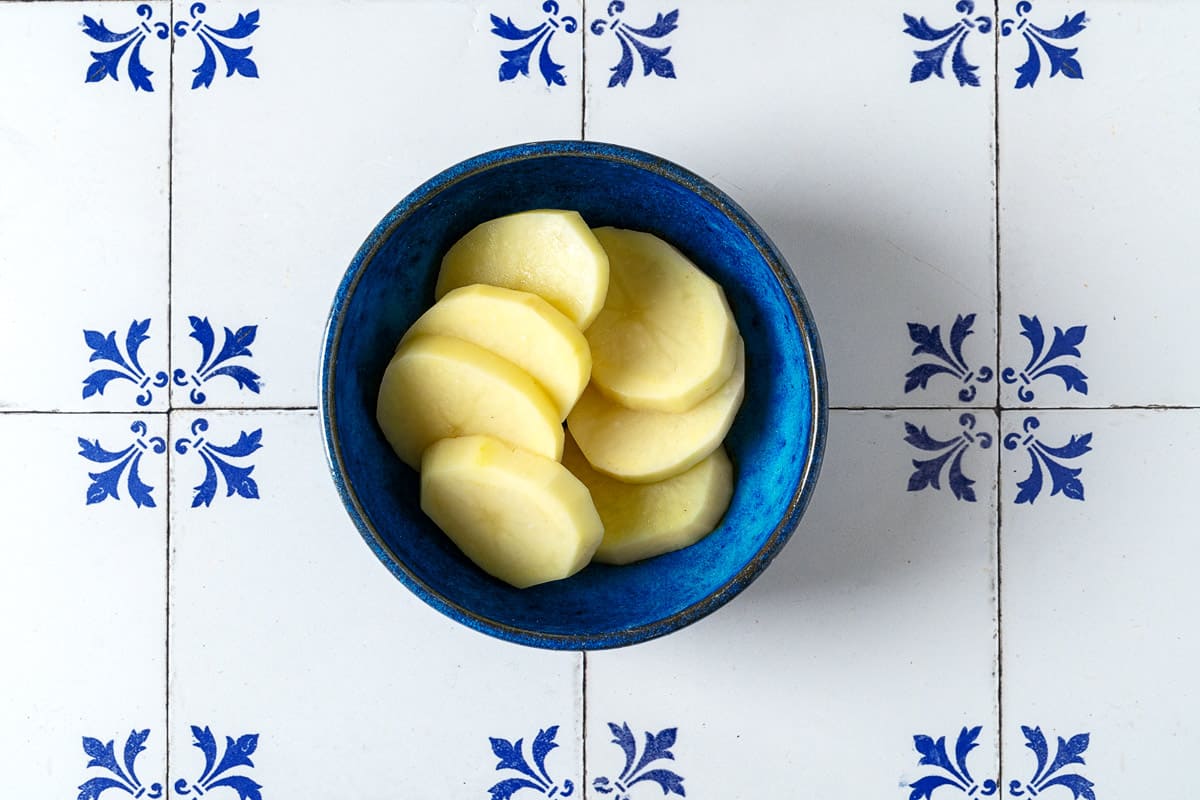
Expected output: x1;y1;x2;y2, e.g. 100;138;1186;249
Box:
563;434;733;566
421;435;604;589
376;334;563;469
567;338;745;483
436;210;610;330
586;227;738;413
401;284;591;420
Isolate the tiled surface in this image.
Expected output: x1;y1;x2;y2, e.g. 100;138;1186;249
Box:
0;413;167;799
586;410;999;797
167;410;582;797
2;1;1197;797
0;2;170;413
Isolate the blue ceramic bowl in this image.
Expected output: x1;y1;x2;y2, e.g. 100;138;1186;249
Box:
320;141;826;649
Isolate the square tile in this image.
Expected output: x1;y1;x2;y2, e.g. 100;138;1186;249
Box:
167;409;582;797
586;410;999;796
0;2;170;412
0;413;167;799
169;0;584;409
1000;409;1198;795
584;1;999;408
999;2;1200;407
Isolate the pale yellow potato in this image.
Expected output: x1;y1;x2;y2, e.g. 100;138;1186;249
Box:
435;210;610;330
562;434;732;565
567;339;745;483
421;435;604;588
376;334;563;469
586;227;738;413
401;284;591;420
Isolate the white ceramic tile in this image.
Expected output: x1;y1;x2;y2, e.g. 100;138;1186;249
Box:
0;412;166;799
0;3;170;412
1000;409;1198;795
586;410;998;797
169;0;584;409
167;410;582;797
584;1;998;408
999;3;1200;407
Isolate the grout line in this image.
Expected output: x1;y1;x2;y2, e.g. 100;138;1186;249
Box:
580;0;588;140
4;404;1199;416
165;2;176;787
164;404;174;789
993;3;1004;784
581;650;588;798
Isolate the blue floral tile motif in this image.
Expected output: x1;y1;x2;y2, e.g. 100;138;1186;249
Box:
904;2;1086;89
903;1;993;87
905;726;1094;799
79;421;166;508
1001;3;1086;89
77;729;162;800
1002;316;1087;402
174;418;263;508
590;2;678;88
176;317;263;404
83;319;169;406
492;2;579;87
905;413;993;503
82;4;260;92
487;725;576;799
592;723;684;799
178;4;261;90
82;5;168;92
1004;416;1091;504
905;314;995;402
76;727;261;800
1008;727;1094;799
173;726;263;800
907;726;996;799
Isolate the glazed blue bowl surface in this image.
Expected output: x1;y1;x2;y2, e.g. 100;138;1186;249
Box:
320;140;826;649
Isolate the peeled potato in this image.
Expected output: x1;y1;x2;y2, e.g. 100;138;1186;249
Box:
568;338;745;483
586;227;738;413
376;334;563;469
401;284;591;420
421;435;604;588
436;210;610;330
563;434;732;565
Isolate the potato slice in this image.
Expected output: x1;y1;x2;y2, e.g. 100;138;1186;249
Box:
421;435;604;588
563;434;733;565
402;284;591;420
436;210;610;330
568;338;745;483
586;227;738;413
376;334;563;469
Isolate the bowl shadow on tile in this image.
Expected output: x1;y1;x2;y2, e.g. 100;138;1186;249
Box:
692;417;998;637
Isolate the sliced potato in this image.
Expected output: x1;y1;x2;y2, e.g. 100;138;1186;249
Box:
567;338;745;483
376;334;563;469
436;210;610;330
586;227;738;413
421;435;604;588
563;434;732;565
402;284;591;420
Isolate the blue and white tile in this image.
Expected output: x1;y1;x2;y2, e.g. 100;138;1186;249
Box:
0;2;170;412
586;410;999;797
0;413;167;799
999;409;1198;796
166;409;582;797
999;2;1200;407
584;1;999;408
169;0;583;409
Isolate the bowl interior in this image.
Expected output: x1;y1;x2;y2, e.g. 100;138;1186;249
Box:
323;142;824;649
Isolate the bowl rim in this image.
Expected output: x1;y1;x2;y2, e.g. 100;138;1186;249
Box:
320;139;828;649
